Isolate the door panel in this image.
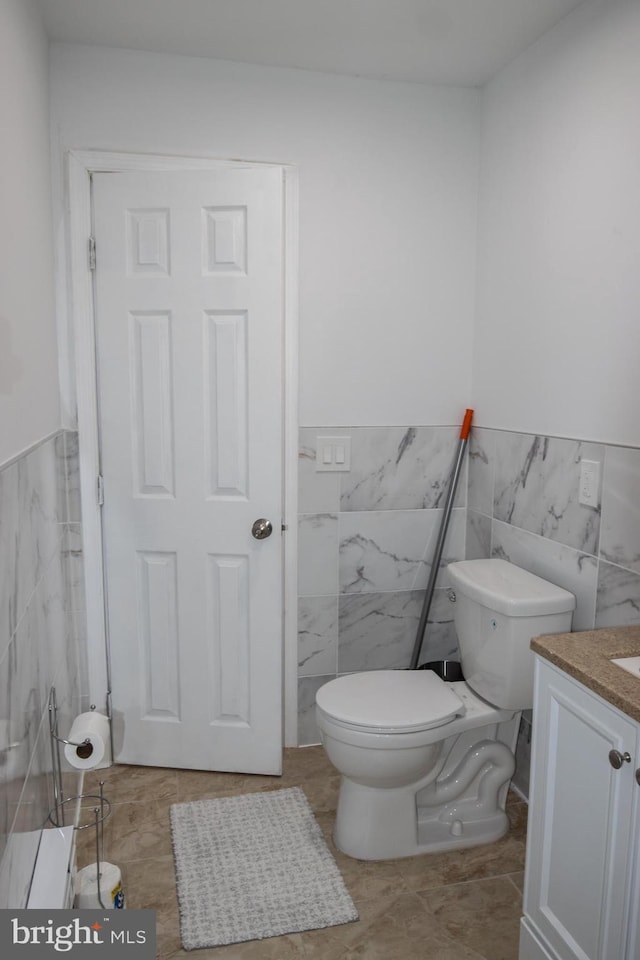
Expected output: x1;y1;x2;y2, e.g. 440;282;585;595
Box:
93;168;284;773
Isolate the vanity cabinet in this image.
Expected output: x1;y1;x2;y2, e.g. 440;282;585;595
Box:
520;657;640;960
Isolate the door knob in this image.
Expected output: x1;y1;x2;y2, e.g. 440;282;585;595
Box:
251;518;273;540
609;749;632;769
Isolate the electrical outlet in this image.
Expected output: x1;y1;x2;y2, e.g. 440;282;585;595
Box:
579;459;600;508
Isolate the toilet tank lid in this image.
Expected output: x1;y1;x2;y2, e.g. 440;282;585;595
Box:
447;559;575;617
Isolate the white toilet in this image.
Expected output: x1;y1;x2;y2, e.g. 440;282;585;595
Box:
316;558;575;860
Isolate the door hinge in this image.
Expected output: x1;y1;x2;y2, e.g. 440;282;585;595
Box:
97;474;104;506
88;236;96;271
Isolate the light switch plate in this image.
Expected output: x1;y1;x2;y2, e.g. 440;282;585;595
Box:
315;436;351;472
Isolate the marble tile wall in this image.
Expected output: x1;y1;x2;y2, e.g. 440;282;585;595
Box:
0;431;87;907
467;428;640;796
298;424;640;793
298;426;467;745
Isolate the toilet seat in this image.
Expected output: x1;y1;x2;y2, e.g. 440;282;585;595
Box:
316;670;465;734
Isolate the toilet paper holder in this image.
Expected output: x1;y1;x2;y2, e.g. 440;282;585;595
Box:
48;693;93;751
48;687;114;908
51;730;92;749
47;687;108;826
48;787;113;909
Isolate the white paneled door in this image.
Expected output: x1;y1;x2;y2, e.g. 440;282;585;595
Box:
92;168;284;773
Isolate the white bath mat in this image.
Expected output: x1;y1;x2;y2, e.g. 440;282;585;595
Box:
170;786;358;950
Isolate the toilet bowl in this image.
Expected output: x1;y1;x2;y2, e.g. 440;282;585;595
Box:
316;668;518;859
316;559;575;860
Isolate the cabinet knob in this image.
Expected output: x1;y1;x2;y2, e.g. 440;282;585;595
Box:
609;749;632;769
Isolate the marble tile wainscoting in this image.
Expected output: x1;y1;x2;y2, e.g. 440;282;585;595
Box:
297;424;640;796
467;428;640;796
0;430;88;907
297;426;468;745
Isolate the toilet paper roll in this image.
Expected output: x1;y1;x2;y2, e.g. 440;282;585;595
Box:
75;862;124;909
63;712;110;770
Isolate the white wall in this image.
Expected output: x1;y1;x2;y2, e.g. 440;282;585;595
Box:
0;0;60;464
474;0;640;447
50;44;479;428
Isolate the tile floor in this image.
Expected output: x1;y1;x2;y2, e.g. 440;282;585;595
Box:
79;747;526;959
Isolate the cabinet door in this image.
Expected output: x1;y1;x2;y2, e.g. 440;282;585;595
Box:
524;660;636;960
624;801;640;959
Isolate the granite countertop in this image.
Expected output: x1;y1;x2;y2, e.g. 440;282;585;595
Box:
531;625;640;724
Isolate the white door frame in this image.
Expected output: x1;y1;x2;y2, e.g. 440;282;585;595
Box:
66;149;299;748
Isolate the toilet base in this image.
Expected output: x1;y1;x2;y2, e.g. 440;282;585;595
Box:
331;722;519;861
334;778;423;861
333;775;510;860
416;805;509;854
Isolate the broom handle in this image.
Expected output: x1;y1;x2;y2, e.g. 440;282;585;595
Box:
409;409;473;670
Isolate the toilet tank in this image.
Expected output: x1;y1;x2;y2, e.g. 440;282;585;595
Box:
447;559;575;710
